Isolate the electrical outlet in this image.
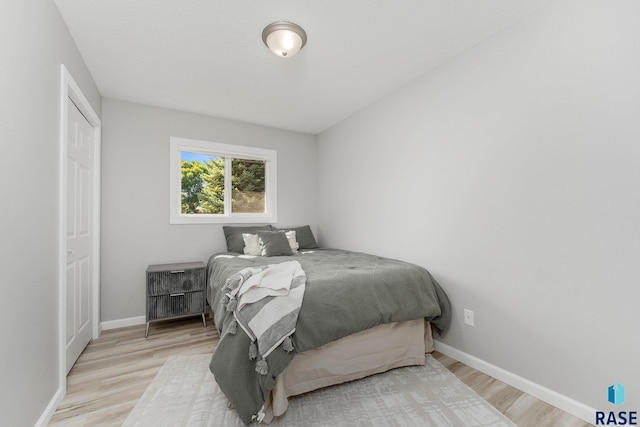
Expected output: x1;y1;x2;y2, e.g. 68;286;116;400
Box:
464;309;474;327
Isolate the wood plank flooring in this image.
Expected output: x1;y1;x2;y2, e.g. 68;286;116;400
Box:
49;318;218;426
434;353;593;427
50;318;592;426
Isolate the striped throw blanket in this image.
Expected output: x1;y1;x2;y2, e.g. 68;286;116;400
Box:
221;260;306;375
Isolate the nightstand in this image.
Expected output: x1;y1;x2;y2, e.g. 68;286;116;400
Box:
145;261;206;337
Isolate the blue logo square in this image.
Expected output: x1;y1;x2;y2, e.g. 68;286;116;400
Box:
608;383;625;406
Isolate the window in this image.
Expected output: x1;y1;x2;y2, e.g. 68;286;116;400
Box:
169;137;277;224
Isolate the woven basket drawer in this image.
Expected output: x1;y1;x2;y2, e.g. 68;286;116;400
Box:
147;268;204;296
147;291;205;321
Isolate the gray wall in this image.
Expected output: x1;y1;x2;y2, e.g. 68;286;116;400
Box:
0;1;101;426
100;99;317;322
317;0;639;413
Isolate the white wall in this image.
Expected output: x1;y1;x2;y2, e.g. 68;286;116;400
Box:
318;0;640;417
100;99;317;322
0;2;101;426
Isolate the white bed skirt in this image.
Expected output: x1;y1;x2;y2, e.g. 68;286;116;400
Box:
261;319;433;423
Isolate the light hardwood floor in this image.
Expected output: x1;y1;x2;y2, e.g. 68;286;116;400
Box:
50;318;593;426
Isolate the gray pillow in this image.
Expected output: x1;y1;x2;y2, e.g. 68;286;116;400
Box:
223;225;272;253
272;225;318;249
257;231;293;257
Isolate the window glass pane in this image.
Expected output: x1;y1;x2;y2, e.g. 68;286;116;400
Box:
231;158;266;213
171;137;276;224
180;151;224;214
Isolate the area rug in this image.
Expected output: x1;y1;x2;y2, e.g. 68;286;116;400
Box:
123;354;516;426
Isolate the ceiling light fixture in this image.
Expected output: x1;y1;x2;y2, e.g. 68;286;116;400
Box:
262;21;307;58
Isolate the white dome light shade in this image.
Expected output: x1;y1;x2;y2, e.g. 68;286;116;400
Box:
262;22;307;58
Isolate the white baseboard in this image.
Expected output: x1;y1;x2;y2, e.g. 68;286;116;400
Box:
35;387;63;427
100;315;146;331
434;341;596;424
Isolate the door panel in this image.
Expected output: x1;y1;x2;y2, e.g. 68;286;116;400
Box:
65;100;94;374
66;160;76;238
65;264;75;346
79;257;90;328
79;166;90;235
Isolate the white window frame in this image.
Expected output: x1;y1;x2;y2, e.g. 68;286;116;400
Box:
169;137;277;224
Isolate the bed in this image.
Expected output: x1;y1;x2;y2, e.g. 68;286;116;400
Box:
207;226;451;424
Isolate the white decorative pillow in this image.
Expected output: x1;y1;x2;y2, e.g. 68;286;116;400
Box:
285;230;299;253
242;233;261;256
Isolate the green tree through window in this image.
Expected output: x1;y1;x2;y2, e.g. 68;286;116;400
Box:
180;153;265;214
231;159;266;213
180;158;210;213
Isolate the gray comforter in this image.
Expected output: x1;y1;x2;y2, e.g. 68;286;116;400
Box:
207;248;451;424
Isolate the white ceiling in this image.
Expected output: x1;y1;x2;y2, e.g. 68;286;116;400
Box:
55;0;559;134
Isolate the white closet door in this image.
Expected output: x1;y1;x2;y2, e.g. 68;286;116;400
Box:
65;99;94;374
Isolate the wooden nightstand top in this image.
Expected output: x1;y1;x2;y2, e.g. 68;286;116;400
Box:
146;261;205;273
